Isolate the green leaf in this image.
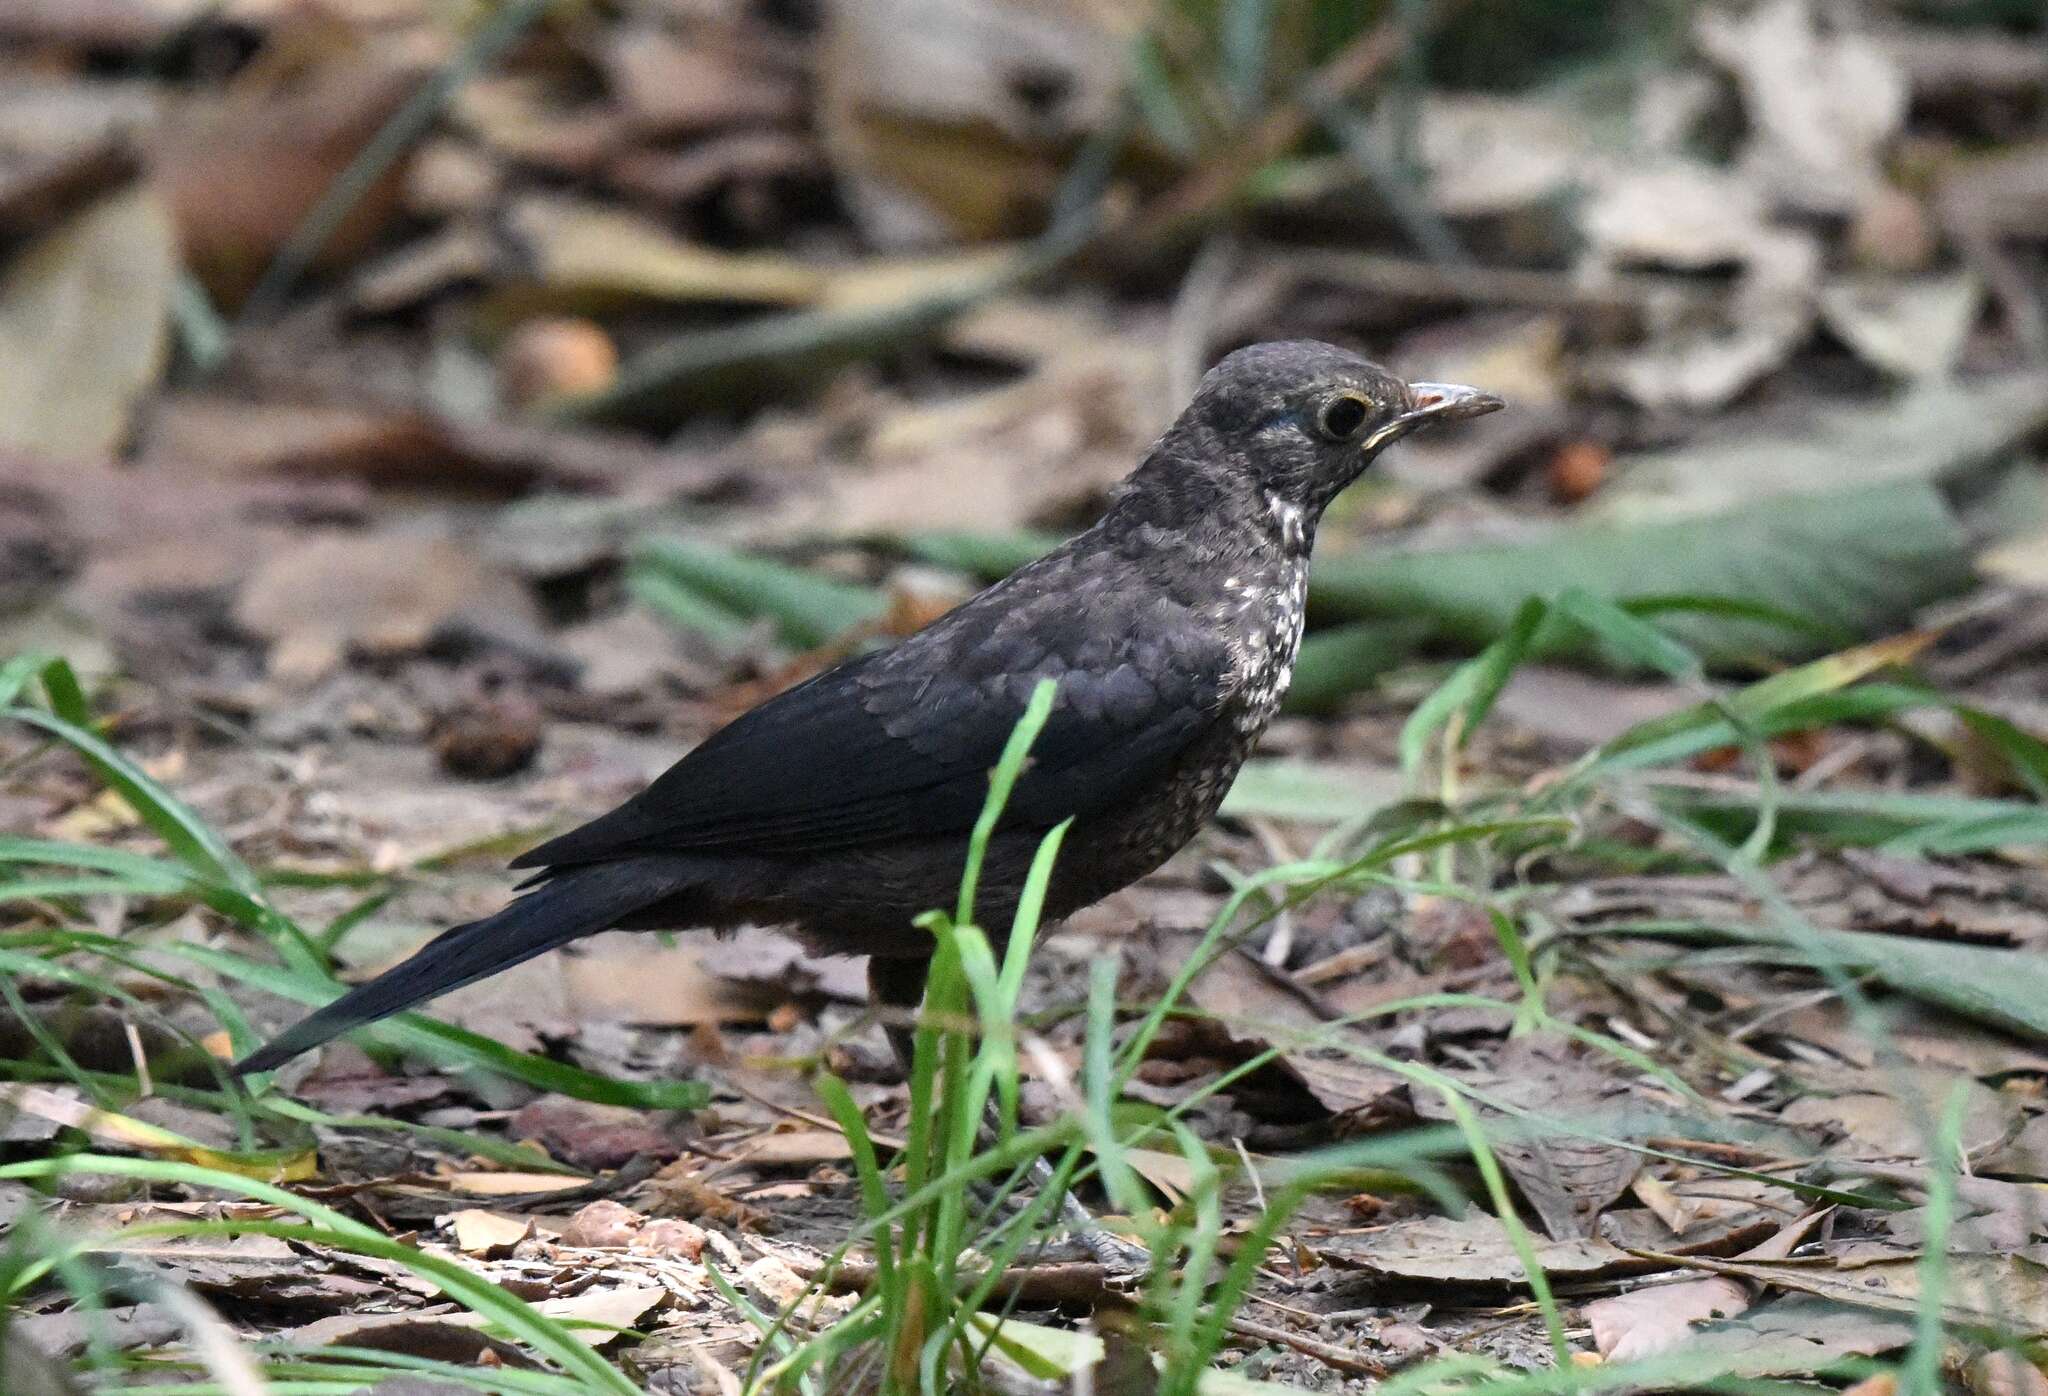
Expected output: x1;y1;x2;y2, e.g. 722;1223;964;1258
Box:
904;484;1971;670
1220;760;1408;824
1283;617;1432;714
1593;633;1934;766
1399;598;1545;777
633;536;884;648
1616;921;2048;1042
625;562;754;646
1648;782;2048;852
8;668;260;899
1311;482;1973;664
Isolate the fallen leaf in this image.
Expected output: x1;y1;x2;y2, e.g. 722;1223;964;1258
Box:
438;1170;590;1197
632;1218;707;1259
0;186;174;459
1579;161;1820;411
153;52;426;305
509;1094;682;1171
4;1311;101;1396
601;25;801;139
445;1209;532;1256
1586;1276;1752;1359
230;531;545;680
498;196;823;313
1414;1033;1645;1239
1969;1350;2048;1396
536;1286;666;1346
735;1128;852;1167
818;0;1130;244
1695;0;1908;215
561;937;777;1027
0;1084;313;1182
1182;941;1406;1121
1677;1295;1915;1378
1317;1210;1634;1284
561;1200;645;1248
1781;1068;2020;1164
1595;368;2048;527
691;928;871;1004
1655;1249;2048;1335
280;1312;532;1369
1819;273;1983;380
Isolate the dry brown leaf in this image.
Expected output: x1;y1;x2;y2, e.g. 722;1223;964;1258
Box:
1780;1067;2020;1165
535;1286;667;1346
153;52;426;304
454;75;625;177
437;1170;591;1197
281;1312;531;1368
818;0;1133;245
735;1129;852;1167
499;196;823;312
0;186;174;459
508;1094;682;1171
632;1218;707;1259
230;531;544;681
1586;1277;1751;1360
1316;1211;1633;1285
1676;1296;1916;1379
1181;940;1406;1121
1969;1351;2048;1396
561;1200;645;1248
1414;1034;1645;1240
561;940;773;1028
1695;0;1908;215
445;1208;532;1255
1657;1249;2048;1335
601;26;801;139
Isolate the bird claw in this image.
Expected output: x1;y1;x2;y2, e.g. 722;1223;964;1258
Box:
1072;1223;1151;1289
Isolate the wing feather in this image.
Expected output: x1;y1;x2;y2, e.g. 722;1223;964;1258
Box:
514;585;1227;868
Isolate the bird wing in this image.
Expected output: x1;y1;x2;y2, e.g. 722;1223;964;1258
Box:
514;584;1231;866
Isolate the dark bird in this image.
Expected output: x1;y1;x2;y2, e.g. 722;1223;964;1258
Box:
236;342;1501;1078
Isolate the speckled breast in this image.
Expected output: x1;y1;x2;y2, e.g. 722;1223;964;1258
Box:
1050;560;1309;917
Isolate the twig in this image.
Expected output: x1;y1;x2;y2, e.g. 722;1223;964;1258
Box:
723;1073;906;1151
1223;1314;1391;1378
1132;15;1415;247
798;1256;1129;1309
1310;97;1471;266
238;0;552;323
483;1152;662;1209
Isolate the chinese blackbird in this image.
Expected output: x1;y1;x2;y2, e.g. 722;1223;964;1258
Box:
237;341;1501;1077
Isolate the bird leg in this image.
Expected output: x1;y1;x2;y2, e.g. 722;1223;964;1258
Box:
866;955;1150;1277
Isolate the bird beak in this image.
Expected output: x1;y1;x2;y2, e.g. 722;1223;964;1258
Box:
1363;381;1505;453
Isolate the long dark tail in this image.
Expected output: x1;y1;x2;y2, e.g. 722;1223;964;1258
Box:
234;860;688;1075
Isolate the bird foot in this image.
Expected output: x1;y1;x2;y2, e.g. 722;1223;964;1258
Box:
1052;1177;1150;1286
1068;1215;1151;1286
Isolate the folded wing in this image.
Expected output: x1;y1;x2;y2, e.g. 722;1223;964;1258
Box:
516;603;1228;867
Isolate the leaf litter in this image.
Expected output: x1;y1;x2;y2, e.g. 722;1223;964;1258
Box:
2;0;2048;1390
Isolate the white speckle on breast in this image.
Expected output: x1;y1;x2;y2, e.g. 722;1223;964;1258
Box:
1266;492;1306;553
1219;552;1309;737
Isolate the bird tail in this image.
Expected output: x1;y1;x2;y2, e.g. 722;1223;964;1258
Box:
234;860;685;1075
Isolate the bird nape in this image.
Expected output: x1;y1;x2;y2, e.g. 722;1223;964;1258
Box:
235;341;1502;1078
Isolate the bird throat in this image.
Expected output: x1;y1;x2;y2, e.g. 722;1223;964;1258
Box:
1265;490;1309;555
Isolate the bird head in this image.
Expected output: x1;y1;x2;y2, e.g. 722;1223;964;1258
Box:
1141;340;1503;534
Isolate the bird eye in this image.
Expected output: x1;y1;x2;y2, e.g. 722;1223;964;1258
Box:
1316;394;1370;441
